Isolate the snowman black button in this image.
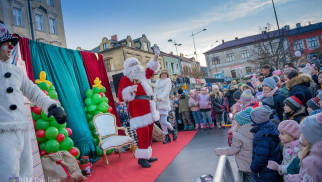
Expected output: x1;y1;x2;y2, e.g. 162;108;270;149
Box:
6;87;13;93
9;105;17;110
4;72;11;78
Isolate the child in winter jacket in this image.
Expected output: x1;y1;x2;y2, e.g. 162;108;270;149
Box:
306;97;321;115
189;89;203;129
215;107;254;182
250;106;282;182
178;88;193;130
197;87;214;129
286;113;322;182
267;120;301;180
283;93;307;123
210;85;225;128
118;108;129;127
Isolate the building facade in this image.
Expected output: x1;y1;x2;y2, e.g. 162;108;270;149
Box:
0;0;67;47
160;51;182;76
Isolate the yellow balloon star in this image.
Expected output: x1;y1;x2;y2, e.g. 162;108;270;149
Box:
35;71;52;86
182;83;187;90
92;77;103;89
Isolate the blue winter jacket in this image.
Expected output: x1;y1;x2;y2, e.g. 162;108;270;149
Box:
250;121;282;182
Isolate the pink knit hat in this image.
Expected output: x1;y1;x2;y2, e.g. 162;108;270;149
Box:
278;120;300;139
240;89;252;104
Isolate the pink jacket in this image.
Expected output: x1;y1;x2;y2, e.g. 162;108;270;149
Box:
286;141;322;182
197;94;211;109
188;97;200;111
215;124;254;172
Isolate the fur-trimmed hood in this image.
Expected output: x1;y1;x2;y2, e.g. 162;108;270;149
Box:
286;74;312;90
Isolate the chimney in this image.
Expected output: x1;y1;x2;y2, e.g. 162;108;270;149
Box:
296;23;301;28
284;25;290;31
222;40;225;44
235;37;238;40
180;53;183;57
111;34;118;41
170;51;173;55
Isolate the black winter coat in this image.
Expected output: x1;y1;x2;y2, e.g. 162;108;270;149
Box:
286;74;313;104
210;94;225;114
263;90;286;121
225;89;237;111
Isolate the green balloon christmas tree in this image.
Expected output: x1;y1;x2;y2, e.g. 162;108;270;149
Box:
31;71;80;159
84;77;113;156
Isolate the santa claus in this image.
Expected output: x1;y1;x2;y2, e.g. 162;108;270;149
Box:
117;46;160;168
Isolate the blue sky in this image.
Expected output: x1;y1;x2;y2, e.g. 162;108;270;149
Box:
61;0;322;66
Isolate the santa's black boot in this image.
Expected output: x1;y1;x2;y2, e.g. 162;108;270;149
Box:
138;159;151;168
172;130;178;141
163;134;171;144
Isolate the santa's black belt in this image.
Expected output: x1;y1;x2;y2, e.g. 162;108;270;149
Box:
134;95;153;100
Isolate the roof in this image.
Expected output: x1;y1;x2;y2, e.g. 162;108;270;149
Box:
204;29;283;54
160;51;180;59
90;46;100;53
288;22;322;36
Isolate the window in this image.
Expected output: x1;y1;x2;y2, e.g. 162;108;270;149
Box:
226;53;234;62
128;41;132;47
241;50;250;59
12;7;23;26
307;37;319;48
246;67;251;73
211;56;220;64
35;14;44;31
142;42;148;51
165;62;169;69
49;18;57;34
47;0;54;6
103;43;108;49
293;40;304;51
257;47;263;54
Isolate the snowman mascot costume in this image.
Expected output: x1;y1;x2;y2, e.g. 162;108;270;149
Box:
118;46;160;168
0;21;66;180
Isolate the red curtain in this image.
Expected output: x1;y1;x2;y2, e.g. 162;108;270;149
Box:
18;36;34;81
80;51;120;126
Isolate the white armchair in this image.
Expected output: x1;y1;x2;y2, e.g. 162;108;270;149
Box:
93;113;135;165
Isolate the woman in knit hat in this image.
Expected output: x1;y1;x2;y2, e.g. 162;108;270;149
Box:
215;108;254;182
283;92;307;123
267;120;301;180
306;97;321;115
262;77;286;120
153;68;177;144
286;113;322;182
210;85;225;128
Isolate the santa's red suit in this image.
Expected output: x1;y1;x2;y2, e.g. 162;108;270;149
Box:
118;57;160;160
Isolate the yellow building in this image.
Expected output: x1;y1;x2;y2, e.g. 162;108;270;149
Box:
0;0;67;47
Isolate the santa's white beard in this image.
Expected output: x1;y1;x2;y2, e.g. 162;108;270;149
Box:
126;65;145;81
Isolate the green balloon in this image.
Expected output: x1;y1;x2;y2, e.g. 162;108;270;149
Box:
38;82;49;91
91;94;102;104
94;111;102;116
100;86;106;93
58;128;68;138
35;119;50;130
39;142;46;151
85;89;93;98
41;110;52;121
60;137;74;151
75;147;80;159
45;126;59;140
96;146;103;156
48;90;58;99
91;128;97;136
93;137;99;146
32;112;41;121
88;120;95;130
50;119;66;128
86;113;93;120
45;139;60;153
101;96;109;103
49;85;56;91
106;148;114;155
87;104;98;114
92;87;100;94
98;102;109;112
37;136;47;143
84;106;88;113
85;98;93;106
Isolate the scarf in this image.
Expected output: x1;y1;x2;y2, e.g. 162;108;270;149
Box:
263;86;278;97
284;139;300;156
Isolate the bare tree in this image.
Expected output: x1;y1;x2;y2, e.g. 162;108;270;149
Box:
191;65;199;78
250;23;291;70
200;68;207;78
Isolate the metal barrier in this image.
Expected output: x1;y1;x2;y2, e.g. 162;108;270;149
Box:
213;155;235;182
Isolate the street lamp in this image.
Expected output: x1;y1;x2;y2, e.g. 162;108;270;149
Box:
211;40;218;48
192;28;207;62
168;39;182;56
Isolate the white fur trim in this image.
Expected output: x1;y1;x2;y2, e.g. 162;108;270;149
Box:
121;86;136;102
150;100;160;121
140;79;153;96
135;146;152;159
147;59;160;72
130;113;154;130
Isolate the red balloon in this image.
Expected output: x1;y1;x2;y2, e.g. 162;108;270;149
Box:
57;134;65;142
108;107;112;112
99;92;104;97
40;150;47;156
43;90;48;96
36;130;45;138
33;106;42;115
66;128;72;136
69;148;79;157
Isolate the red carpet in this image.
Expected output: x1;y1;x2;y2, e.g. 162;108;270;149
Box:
85;131;197;182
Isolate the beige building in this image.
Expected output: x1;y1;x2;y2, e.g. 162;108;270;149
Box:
0;0;67;47
82;34;164;82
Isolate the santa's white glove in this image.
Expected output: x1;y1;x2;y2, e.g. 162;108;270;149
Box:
132;85;138;92
153;45;160;56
